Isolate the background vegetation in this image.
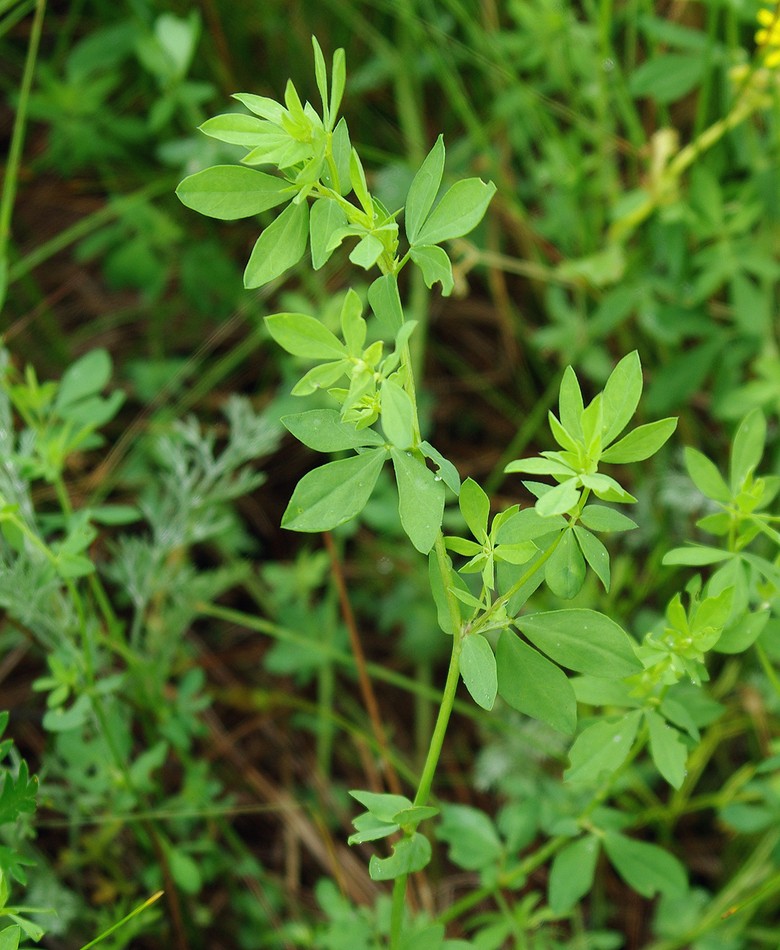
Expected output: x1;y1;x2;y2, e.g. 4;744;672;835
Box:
1;0;779;947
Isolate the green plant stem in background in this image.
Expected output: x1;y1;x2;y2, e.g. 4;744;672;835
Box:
0;0;46;312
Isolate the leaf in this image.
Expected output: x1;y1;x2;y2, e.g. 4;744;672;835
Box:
516;609;641;677
544;530;586;599
713;609;769;654
0;761;37;826
494;507;566;543
232;93;286;123
368;273;403;335
414;178;496;246
369;832;431;881
349;790;413;822
349;233;384;269
602;351;642;446
244;200;309;289
535;480;580;518
330;47;346;124
662;546;731;566
459;477;490;542
646;710;687;789
558;366;584;440
600;418;677;463
573;525;610;591
310;198;348;269
629;52;705;104
409;245;454;295
460;634;498;710
419;441;460;494
311;35;329;123
602;832;687;898
428;550;466;635
436;804;502;871
564;711;642;784
265;312;345;360
729;408;765;492
200;112;269;146
381;379;415;449
281;448;387;531
281;410;384;451
391;448;445;554
57;349;111;409
405;135;445;244
0;926;20;950
496;630;577;735
548;836;600;915
578;505;637;533
683;447;731;502
175;165;290;220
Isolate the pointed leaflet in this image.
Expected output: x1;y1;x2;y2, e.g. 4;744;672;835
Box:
369;832;431;881
564;710;642;784
310;198;348;269
496;630;577;735
602;832;687;899
600;418;677;463
281;410;384;451
558;366;584;441
544;529;585;599
391;448;444;554
405;135;445;244
460;634;497;710
729;408;766;492
578;505;637;533
459;477;490;542
535;479;580;518
573;525;610;591
265;312;346;360
516;609;641;678
646;709;687;789
282;448;387;531
414;178;496;246
382;379;415;449
244;200;309;288
176;165;290;220
436;804;502;871
548;836;600;915
601;351;643;446
409;246;454;295
368;274;403;335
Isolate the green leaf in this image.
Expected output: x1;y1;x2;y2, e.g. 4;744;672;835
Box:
349;790;413;822
405;135;445;244
200;112;269;146
496;630;577;735
311;35;329;124
516;609;641;677
548;836;600;915
573;525;610;591
730;408;765;492
348;813;399;844
714;609;769;654
578;505;637;533
419;441;460;494
564;711;642;784
391;448;445;554
265;311;346;360
683;447;730;502
244;199;309;288
368;274;403;335
0;926;21;950
232;93;286;123
282;448;387;531
381;379;415;449
282;410;384;451
349;233;384;269
428;550;466;635
57;349;111;409
460;634;497;710
602;351;642;446
535;480;580;518
414;178;496;246
629;52;705;104
369;832;431;881
459;477;490;542
646;710;687;789
600;418;677;463
176;165;290;220
291;360;348;396
310;198;348;269
558;367;584;441
436;804;502;871
494;507;566;543
662;546;731;566
330;47;346;125
602;832;687;898
544;530;586;599
409;245;454;295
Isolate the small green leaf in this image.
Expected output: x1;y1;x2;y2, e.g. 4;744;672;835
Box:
578;505;637;533
176;165;290;220
369;832;431;880
232;93;286;123
200;112;269;146
310;198;348;269
601;351;642;446
436;804;502;871
409;245;454;295
330;48;346;127
460;634;497;710
564;711;642;784
516;609;641;677
349;233;384;269
282;410;384;451
558;366;584;441
282;448;387;531
428;550;465;635
729;408;765;492
57;349;111;409
646;710;687;789
381;379;415;449
496;630;577;735
573;525;610;591
349;790;413;822
600;417;677;463
311;36;329;124
419;441;460;494
662;546;731;566
391;448;444;554
348;813;398;845
548;836;600;915
714;609;769;654
414;178;496;246
265;311;345;360
544;530;586;599
405;135;445;244
535;480;580;518
602;832;687;898
459;477;490;542
244;200;309;288
494;507;567;543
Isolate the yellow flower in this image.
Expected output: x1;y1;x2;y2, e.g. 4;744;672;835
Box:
756;5;780;66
